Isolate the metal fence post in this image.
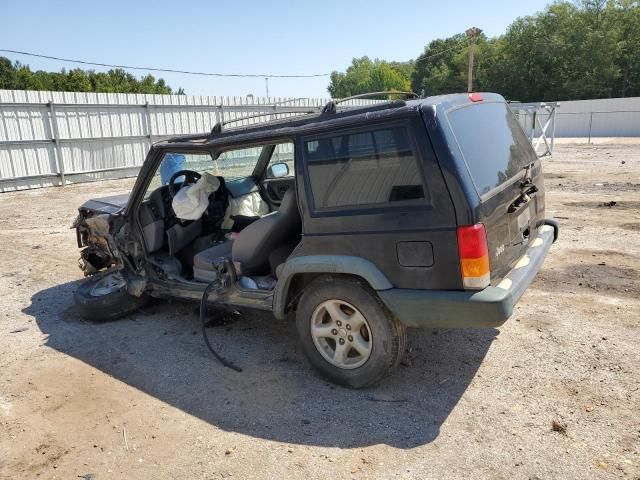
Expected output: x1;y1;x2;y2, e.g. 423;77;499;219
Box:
588;111;594;144
217;104;225;131
47;101;66;186
145;102;153;140
530;111;536;143
549;106;557;155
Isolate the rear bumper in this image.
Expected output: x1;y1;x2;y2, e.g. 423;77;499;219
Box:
379;219;558;328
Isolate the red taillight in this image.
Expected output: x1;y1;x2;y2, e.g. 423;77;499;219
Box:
457;224;488;257
457;224;490;289
469;92;483;102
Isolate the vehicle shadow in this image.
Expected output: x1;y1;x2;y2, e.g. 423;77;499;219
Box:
24;280;497;449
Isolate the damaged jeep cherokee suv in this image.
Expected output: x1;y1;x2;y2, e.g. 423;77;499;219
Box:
73;92;558;387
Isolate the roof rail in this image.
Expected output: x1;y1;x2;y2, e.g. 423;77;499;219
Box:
321;91;419;114
209;110;317;136
166;133;210;143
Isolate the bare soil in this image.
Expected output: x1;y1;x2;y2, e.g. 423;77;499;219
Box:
1;144;639;479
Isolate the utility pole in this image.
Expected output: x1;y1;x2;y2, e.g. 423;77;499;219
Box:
466;27;482;93
265;77;269;98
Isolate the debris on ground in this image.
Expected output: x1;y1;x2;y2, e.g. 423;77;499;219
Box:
400;356;413;367
203;309;242;327
366;394;408;403
551;419;568;435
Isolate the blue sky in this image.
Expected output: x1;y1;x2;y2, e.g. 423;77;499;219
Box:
1;0;551;98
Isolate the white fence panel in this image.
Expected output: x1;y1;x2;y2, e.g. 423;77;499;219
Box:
0;143;57;179
3;89;640;192
1;90;366;191
519;97;640;139
589;111;640;137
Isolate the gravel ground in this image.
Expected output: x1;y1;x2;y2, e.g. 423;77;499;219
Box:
0;144;638;480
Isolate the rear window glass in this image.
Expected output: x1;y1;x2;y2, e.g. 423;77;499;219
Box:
304;126;426;209
447;102;537;196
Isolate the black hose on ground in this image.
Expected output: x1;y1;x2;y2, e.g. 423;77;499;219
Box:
200;279;242;372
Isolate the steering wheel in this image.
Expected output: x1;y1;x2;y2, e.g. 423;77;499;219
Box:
168;170;202;198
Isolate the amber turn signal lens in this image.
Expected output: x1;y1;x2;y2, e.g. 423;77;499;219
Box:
460;256;490;278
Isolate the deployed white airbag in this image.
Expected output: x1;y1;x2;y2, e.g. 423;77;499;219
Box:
221;191;269;229
172;172;220;220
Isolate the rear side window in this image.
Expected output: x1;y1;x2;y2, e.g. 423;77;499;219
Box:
304;126;425;209
447;102;538;196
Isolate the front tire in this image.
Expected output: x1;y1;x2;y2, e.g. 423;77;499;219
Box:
295;277;406;388
74;272;148;322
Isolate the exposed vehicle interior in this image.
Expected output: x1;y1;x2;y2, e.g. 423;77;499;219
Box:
137;143;300;290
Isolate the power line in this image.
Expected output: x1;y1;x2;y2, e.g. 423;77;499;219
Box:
1;38;470;81
0;49;330;78
420;36;470;61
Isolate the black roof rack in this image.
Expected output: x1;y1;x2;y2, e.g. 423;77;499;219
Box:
209;110;317;136
321;91;419;114
166;133;210;143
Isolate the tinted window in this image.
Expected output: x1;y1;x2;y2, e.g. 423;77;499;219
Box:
305;126;425;209
447;102;538;196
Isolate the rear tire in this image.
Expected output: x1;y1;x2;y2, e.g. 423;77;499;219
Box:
74;272;148;322
295;277;406;388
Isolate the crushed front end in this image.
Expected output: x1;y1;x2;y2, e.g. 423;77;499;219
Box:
72;194;129;275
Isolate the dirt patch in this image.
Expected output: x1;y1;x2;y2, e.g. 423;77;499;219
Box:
544;173;566;180
620;222;640;231
538;263;640;298
563;200;640;210
535;248;640;299
595;182;640;192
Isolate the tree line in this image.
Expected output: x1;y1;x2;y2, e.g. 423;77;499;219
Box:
0;57;182;94
328;0;640;102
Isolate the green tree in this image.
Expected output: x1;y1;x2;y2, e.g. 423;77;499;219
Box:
328;57;414;98
0;57;181;94
411;34;469;95
608;0;640;97
410;33;499;96
479;1;638;101
66;68;92;92
0;57;18;89
402;1;640;101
